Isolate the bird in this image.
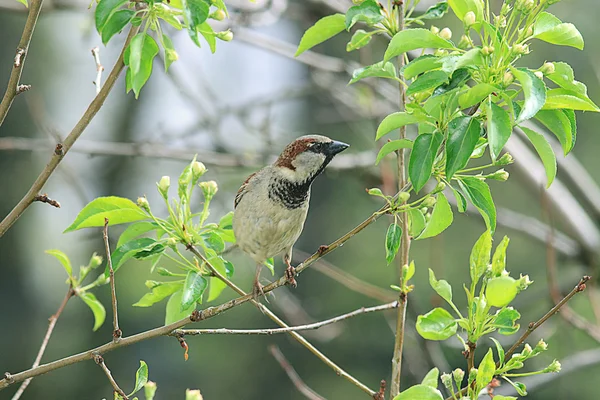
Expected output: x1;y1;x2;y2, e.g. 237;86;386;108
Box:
232;135;349;299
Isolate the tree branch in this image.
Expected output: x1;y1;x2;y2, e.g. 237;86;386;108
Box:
269;345;327;400
0;0;44;126
10;287;74;400
0;26;138;238
94;355;128;400
103;218;122;341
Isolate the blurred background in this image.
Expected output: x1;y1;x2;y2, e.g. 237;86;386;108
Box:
1;0;599;399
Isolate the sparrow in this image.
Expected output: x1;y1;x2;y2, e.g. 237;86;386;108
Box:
233;135;349;299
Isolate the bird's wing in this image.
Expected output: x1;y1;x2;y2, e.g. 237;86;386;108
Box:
234;172;258;209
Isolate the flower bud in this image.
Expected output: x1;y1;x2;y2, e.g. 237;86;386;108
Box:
458;34;471;49
501;3;512;15
216;30;233;42
502;71;515;87
199;180;219;200
494;14;507;28
496;152;514;165
210;9;226;21
167;237;178;247
157;267;176;276
165;49;179;62
523;343;533;357
522;0;535;13
439;27;452;40
441;373;454;391
145;280;161;289
535;339;548;352
423;196;437;207
398;191;411;203
464;11;476;27
367;188;384;197
192;161;207;180
540;62;555;75
534;71;544;80
486;169;509;181
482;46;495;56
430;25;440;35
137;197;150;212
157;176;170;199
185;389;204;400
435;181;446;192
433;49;448;57
544;360;561;373
468;368;478;385
144;381;157;400
512;43;529;55
89;253;103;269
420;207;428;215
526;26;534;37
452;368;465;387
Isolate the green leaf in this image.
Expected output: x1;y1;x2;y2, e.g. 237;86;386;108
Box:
476;349;496;391
542;88;600;112
133;282;183;307
534;109;573;155
487;101;512;161
95;0;128;33
117;221;158;248
564;109;577;153
106;237;157;276
403;260;416;283
491;236;509;276
533;12;584;50
451;186;467;213
207;255;228;301
408;208;426;237
418;193;453;239
162;34;178;71
447;0;483;26
546;62;587;95
409;132;443;193
402;55;442;80
458;177;496;232
128;33;159;98
64;196;148;232
420;1;449;20
349;61;397;84
407;70;449;96
384;28;454;63
458;83;496;110
375;139;414;165
346;29;374;52
393;384;443;400
377;113;423;140
445;116;481;179
198;22;216;53
494;397;517;400
520;126;557;188
421;367;440;388
345;0;383;30
16;0;27;7
469;230;492;285
202;231;225;253
295;14;346;56
102;10;133;45
80;292;106;331
184;0;210;38
129;361;148;396
165;290;195;324
490;337;505;366
46;249;73;277
416;308;457;340
432;67;470;97
486;276;518;308
385;223;402;265
181;271;208;310
494;307;521;335
511;68;546;124
428;269;452;305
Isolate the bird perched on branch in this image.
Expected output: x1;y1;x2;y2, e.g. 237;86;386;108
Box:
233;135;349;299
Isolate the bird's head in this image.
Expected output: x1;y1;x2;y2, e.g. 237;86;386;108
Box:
273;135;349;182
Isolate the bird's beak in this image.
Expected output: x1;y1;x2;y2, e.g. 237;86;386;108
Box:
326;140;349;156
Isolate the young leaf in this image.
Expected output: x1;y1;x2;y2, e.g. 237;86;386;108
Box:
295;14;346;56
491;236;510;276
165;290;195;324
393;384;443;400
533;12;584;50
534;109;573;155
349;61;397;84
128;33;159;98
520;126;557;188
198;22;216;53
490;337;505;366
417;193;453;239
79;292;106;331
469;230;492;285
486;276;518;307
129;361;149;396
476;349;496;391
407;70;449;96
184;0;210;42
385;223;402;265
564;109;577;153
542;88;600;112
495;307;521;335
375;139;413;165
511;68;546;124
207;255;228;301
376;113;423;140
64;196;148;232
546;62;587;95
445;116;481;179
447;0;483;26
95;0;128;33
458;83;496;110
346;29;374;52
101;10;134;45
106;237;158;276
487;101;512;161
181;271;208;310
408;209;426;237
419;1;449;20
416;308;457;340
345;0;383;30
117;221;158;248
402;55;442;80
458;177;496;232
451;186;467;212
409;131;443;193
133;282;184;307
162;34;179;72
428;268;453;305
384;28;454;63
45;249;73;277
421;367;440;388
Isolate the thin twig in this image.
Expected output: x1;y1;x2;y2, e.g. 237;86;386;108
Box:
269;345;327;400
93;355;128;400
103;218;122;341
0;0;44;126
10;288;74;400
91;47;104;95
0;26;139;238
32;194;60;208
172;302;397;336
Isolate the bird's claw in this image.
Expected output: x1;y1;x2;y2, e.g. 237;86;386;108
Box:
285;265;297;288
252;281;266;302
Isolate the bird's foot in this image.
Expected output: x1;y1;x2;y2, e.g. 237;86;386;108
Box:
252;280;266;302
285;264;297;288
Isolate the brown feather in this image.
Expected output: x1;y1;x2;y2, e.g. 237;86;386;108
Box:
274;137;318;170
234;171;257;208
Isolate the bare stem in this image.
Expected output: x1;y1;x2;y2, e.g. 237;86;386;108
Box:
391;1;409;396
269;345;327;400
10;288;74;400
94;355;128;400
0;26;139;238
91;47;104;95
103;218;122;341
0;0;44;126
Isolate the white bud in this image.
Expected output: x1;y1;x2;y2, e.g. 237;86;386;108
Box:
534;71;544;80
439;27;452;40
464;11;476;27
430;25;440;35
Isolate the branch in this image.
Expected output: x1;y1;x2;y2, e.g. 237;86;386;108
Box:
94;355;128;400
172;302;397;336
0;26;139;238
103;219;122;341
269;345;327;400
32;194;61;209
10;288;74;400
0;0;44;126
